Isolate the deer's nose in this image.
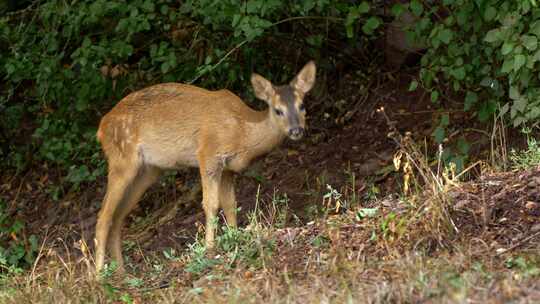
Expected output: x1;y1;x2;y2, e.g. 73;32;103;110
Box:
288;127;304;140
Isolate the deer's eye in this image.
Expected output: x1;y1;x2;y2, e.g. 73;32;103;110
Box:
274;109;283;116
299;103;305;112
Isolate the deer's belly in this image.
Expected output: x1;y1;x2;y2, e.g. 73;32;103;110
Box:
139;141;199;169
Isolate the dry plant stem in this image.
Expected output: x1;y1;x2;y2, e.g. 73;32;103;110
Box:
491;111;508;169
188;39;248;84
30;232;49;281
378;107;459;237
496;230;540;256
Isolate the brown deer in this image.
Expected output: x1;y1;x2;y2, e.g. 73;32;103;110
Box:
94;61;316;274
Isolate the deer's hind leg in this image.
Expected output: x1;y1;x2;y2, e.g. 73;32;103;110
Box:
95;159;141;275
107;165;161;272
219;171;237;228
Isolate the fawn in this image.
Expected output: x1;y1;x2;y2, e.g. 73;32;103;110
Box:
95;61;316;273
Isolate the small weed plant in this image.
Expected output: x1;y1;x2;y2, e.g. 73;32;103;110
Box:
510;128;540;170
185;206;276;276
0;200;38;277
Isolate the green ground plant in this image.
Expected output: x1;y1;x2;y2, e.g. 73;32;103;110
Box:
0;200;38;275
510;127;540;169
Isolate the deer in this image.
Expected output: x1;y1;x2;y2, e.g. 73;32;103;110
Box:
94;61;316;274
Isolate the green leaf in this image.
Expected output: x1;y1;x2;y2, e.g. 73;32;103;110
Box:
160;5;169;15
479;101;496;121
473;0;487;10
530;20;540;37
90;2;104;16
432;126;445;143
142;0;155;12
362;16;381;35
438;28;453;44
501;41;515;55
464;91;478;111
306;34;323;47
514;54;526;71
410;0;424;16
499;103;510;117
501;57;514;74
451;66;466;80
456;9;469;26
408;80;418;91
484;29;501;43
483;6;497;21
345;7;359;38
5;63;16;75
161;62;170;74
509;85;520;100
514;96;527;112
82;37;92;48
357;207;379;219
522;35;538;51
232;14;241;27
345;21;355;38
431;90;440;103
391;3;405;17
440;113;450;126
358;2;370;14
457;137;470;155
431;34;441;49
532;49;540;62
246;0;261;13
513;116;526;127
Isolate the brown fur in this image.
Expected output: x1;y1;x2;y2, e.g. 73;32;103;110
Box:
94;62;316;274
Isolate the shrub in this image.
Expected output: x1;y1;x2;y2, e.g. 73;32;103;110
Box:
408;0;540;128
1;0;382;187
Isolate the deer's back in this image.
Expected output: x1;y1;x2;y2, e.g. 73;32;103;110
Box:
97;83;261;169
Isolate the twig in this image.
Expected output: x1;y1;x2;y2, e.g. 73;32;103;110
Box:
188;40;248;84
453;160;483;181
30;229;49;281
496;230;540;255
187;15;345;84
271;16;344;27
4;0;41;19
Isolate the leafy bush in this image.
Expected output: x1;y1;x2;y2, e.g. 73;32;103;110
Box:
407;0;540;129
0;0;383;187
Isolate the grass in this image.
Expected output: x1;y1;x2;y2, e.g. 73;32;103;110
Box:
1;213;539;303
510;128;540;170
1;129;540;303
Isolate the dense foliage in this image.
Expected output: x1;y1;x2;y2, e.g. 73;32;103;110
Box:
408;0;540;129
0;0;380;181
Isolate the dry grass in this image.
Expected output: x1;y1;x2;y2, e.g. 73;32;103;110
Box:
2;213;539;304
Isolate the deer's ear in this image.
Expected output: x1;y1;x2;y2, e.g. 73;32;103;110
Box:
290;61;316;94
251;73;275;103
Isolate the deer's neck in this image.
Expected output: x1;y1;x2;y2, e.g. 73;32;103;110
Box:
244;109;285;160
